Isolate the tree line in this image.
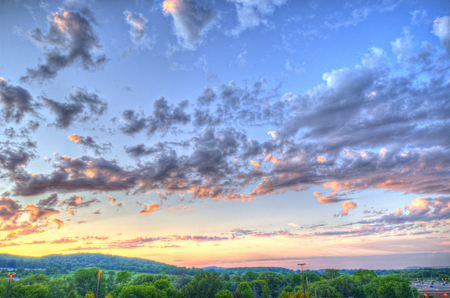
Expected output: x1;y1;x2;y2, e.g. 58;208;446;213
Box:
1;253;449;278
1;267;440;298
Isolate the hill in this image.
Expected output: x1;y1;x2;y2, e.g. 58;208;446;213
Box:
0;253;192;275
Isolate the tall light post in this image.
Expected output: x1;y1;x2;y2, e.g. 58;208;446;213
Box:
96;270;103;298
6;272;16;298
298;263;306;298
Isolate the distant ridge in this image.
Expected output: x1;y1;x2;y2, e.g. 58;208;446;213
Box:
202;266;226;270
405;266;450;269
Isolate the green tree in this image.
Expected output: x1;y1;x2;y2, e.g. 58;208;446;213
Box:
48;277;70;298
73;268;106;297
308;281;342;298
328;275;364;298
324;269;341;280
133;274;155;285
23;274;50;285
243;272;259;282
116;271;133;285
257;272;286;297
364;275;414;298
11;284;52;298
181;272;223;298
353;269;377;285
65;289;83;298
237;282;252;293
249;280;270;298
118;284;167;298
215;289;234;298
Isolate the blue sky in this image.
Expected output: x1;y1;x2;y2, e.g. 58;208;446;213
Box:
0;0;449;269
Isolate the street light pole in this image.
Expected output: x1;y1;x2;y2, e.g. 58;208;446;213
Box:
6;272;16;298
298;263;306;298
97;270;103;298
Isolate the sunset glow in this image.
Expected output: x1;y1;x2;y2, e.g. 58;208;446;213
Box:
0;0;449;271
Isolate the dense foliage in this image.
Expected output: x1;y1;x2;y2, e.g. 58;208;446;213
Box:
1;254;448;298
1;266;434;298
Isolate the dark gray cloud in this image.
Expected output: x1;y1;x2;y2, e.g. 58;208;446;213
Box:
21;8;107;82
163;0;219;49
37;193;59;208
12;155;137;196
118;97;190;137
0;79;40;123
125;142;166;158
43;87;107;129
9;30;450;204
196;85;216;106
0;148;36;172
67;134;111;155
3;120;39;139
0;197;24;222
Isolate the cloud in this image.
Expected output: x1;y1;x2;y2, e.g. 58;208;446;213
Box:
66;246;103;251
317;156;326;163
432;16;450;53
59;195;99;208
325;1;401;29
24;204;60;221
21;8;107;82
410;10;427;25
163;0;219;49
13;155;137;196
0;148;36;172
51;218;65;228
391;28;416;66
37;193;59;208
361;197;450;225
313;224;397;238
0;197;24;222
0;79;40;123
124;10;153;49
8;38;450;203
43;87;107;129
107;195;116;206
50;237;78;244
140;203;160;215
118;97;190;137
336;200;358;216
67;134;111;155
197;85;217;106
92;209;101;214
0;196;64;237
316;192;348;205
124;142;166;158
227;0;287;35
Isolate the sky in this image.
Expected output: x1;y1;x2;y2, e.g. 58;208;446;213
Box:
0;0;450;270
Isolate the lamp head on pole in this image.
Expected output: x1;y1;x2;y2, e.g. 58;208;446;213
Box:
98;270;103;279
298;263;306;267
7;272;16;281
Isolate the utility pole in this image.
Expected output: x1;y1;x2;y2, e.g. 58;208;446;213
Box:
298;263;306;298
6;272;16;298
97;270;103;298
